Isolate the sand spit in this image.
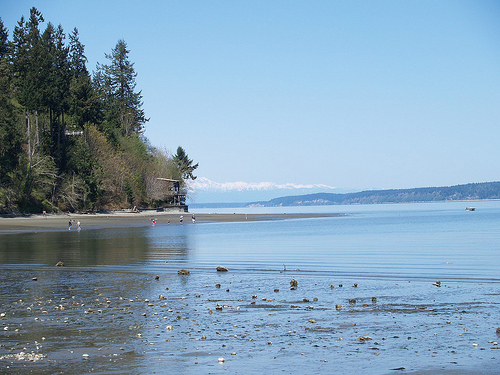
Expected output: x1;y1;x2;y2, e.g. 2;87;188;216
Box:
0;212;344;234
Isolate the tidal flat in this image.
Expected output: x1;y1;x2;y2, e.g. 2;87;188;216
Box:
0;212;344;235
1;267;499;374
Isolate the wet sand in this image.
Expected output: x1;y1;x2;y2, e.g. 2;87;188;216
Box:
0;211;344;234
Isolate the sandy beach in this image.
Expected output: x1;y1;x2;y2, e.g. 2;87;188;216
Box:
0;211;344;234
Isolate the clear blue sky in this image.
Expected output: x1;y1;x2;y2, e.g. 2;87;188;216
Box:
3;1;500;194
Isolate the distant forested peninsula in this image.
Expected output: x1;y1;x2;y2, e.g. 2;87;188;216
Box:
248;182;500;207
0;8;197;214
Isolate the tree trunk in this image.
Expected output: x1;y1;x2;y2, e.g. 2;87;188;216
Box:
49;108;53;143
62;111;66;145
57;114;61;162
35;110;39;155
26;110;31;162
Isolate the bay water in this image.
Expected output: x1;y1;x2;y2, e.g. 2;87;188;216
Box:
1;201;499;374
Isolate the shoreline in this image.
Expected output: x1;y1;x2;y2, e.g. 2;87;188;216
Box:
0;211;345;234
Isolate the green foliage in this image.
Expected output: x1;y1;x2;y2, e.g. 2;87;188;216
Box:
65;131;102;208
17;154;58;212
0;18;24;212
173;146;199;181
95;39;148;137
0;17;9;58
11;8;47;111
0;8;193;214
67;29;101;131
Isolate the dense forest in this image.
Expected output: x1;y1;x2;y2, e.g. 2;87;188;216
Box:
249;182;500;207
0;8;197;214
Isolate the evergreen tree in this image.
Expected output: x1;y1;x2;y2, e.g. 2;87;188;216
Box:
68;28;86;77
11;8;44;113
0;18;23;211
11;9;43;163
98;39;148;136
67;28;100;129
0;18;8;57
173;146;199;180
39;22;71;165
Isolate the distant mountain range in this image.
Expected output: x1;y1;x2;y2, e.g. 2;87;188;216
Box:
246;182;500;207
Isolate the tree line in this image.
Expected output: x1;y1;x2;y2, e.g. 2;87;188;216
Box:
251;182;500;207
0;7;197;214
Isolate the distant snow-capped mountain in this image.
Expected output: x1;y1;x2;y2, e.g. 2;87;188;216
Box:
186;177;352;204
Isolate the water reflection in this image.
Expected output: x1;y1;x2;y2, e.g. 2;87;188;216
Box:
0;226;191;269
144;225;192;265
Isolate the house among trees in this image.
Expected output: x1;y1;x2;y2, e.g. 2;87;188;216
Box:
153;178;188;212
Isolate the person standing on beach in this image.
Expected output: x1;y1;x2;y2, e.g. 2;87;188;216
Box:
180;215;183;224
68;220;72;230
192;214;195;224
77;221;81;230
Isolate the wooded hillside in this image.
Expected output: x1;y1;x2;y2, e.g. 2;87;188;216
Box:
0;8;197;214
249;182;500;207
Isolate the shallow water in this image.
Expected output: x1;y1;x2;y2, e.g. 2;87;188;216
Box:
1;201;499;374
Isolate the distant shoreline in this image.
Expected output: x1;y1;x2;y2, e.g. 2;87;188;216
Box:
0;211;345;235
190;198;498;209
242;181;500;207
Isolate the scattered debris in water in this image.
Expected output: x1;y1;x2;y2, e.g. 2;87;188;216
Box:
0;351;45;362
1;269;498;374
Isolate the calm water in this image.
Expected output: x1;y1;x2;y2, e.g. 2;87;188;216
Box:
2;201;499;280
190;201;500;280
1;201;499;374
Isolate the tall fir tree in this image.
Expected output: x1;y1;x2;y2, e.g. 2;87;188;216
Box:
38;22;72;166
97;39;148;136
67;28;100;129
0;17;23;209
173;146;199;180
11;8;45;163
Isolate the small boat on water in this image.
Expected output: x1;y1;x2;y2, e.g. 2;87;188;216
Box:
465;207;476;211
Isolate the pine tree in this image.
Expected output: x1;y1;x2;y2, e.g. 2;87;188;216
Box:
67;28;100;129
39;22;72;166
173;146;199;180
0;18;23;211
11;8;44;111
98;39;148;136
11;8;45;162
0;18;8;57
